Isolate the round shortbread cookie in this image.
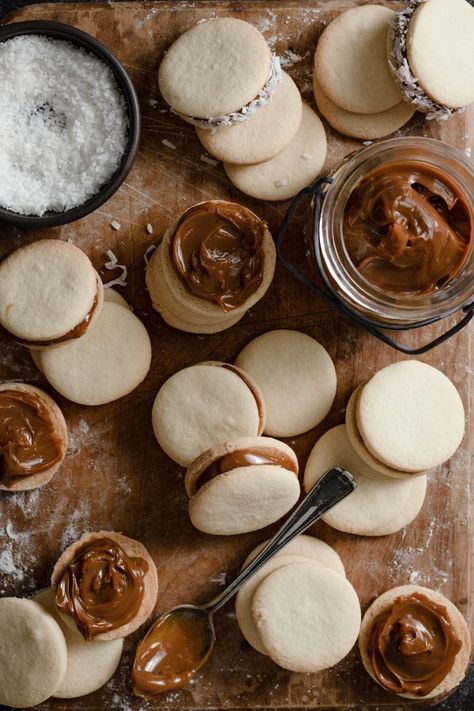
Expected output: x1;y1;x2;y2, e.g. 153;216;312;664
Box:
30;347;43;371
359;585;472;700
357;361;465;472
103;287;130;309
242;534;346;577
235;329;336;437
188;464;300;535
34;588;123;699
146;245;245;333
196;72;302;164
252;562;361;672
152;363;264;466
0;383;68;492
157;214;276;321
158;18;272;119
236;554;320;655
224;103;326;201
312;74;415;140
304;425;427;536
0;597;67;708
345;384;427;479
40;302;152;406
52;530;159;642
406;0;474;109
314;5;401;114
0;239;102;343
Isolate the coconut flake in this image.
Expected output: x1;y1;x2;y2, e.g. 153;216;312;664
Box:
104;249;128;288
161;139;176;149
143;244;156;268
145;223;153;234
110;220;121;231
200;154;220;166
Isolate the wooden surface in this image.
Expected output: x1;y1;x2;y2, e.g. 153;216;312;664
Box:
0;2;472;710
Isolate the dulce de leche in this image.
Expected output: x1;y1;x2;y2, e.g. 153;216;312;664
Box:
170;201;266;311
195;448;298;492
343;161;472;295
54;536;148;640
368;592;462;696
0;388;63;486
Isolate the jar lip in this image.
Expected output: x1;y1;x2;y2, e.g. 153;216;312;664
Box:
318;136;474;325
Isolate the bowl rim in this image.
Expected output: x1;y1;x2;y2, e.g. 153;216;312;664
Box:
0;19;141;229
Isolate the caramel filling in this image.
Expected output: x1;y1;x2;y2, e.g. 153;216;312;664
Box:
0;389;63;487
343;162;472;295
170;201;265;312
19;286;99;347
194;447;297;493
54;537;148;640
132;609;212;698
222;364;265;433
368;592;462;696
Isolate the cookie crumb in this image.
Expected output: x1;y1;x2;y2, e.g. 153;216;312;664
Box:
110;220;121;231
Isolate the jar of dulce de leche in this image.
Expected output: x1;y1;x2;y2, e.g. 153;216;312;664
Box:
277;137;474;353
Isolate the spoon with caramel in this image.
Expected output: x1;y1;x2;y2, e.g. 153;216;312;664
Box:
132;467;356;699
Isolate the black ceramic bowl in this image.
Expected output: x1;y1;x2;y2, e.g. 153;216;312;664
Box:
0;20;141;229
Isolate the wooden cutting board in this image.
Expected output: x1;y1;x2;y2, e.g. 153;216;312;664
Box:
0;2;472;709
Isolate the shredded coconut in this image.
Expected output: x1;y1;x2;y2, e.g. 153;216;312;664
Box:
161;139;176;149
104;249;128;288
0;35;129;216
145;222;153;234
110;220;121;231
143;244;156;267
200;153;220;166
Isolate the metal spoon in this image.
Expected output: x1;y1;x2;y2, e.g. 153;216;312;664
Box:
132;466;357;698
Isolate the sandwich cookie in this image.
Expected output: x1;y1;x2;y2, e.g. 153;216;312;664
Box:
158;18;281;128
34;588;123;699
196;72;302;164
0;597;67;708
313;74;415;140
0;383;68;492
314;5;402;114
304;425;427;536
355;361;465;473
252;562;361;672
185;436;300;535
224;104;326;201
236;536;345;654
52;531;158;642
0;239;103;349
152;362;265;467
146;201;276;333
388;0;474;120
235;329;336;437
359;585;471;699
40;301;152;406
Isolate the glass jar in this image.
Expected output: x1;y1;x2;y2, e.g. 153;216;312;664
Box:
316;137;474;329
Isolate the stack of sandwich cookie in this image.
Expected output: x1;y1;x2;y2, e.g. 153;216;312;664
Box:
359;585;472;699
158;17;327;201
235;536;361;672
0;531;157;707
0;383;68;492
146;200;276;333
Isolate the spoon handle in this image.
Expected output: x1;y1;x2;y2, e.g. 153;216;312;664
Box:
204;467;357;615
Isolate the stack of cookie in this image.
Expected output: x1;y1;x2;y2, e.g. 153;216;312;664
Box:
158;17;327;201
313;0;474;139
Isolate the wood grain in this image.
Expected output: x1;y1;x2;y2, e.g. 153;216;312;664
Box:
0;2;472;710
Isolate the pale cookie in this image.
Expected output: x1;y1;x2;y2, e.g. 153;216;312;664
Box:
158;18;274;121
0;383;68;492
146;245;245;333
242;534;345;576
359;585;472;699
224;103;326;201
196;73;302;164
406;0;474;109
34;588;123;699
236;554;319;655
186;436;299;535
40;302;152;406
103;287;130;309
0;597;67;708
304;425;427;536
235;329;336;437
357;361;465;472
314;5;401;114
313;74;415;140
252;562;361;672
152;362;265;466
52;530;158;642
0;239;103;346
